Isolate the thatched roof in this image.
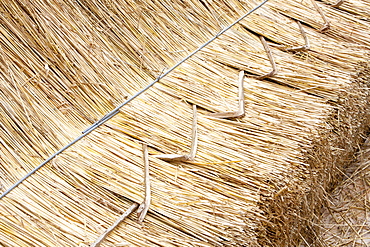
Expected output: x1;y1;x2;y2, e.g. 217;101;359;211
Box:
0;0;369;246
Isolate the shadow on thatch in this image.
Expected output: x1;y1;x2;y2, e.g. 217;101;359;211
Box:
257;62;370;246
314;133;370;246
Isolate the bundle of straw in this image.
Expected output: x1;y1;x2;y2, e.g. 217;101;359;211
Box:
1;0;370;246
321;0;370;20
310;129;370;246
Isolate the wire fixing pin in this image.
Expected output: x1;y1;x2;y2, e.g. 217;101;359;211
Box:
310;0;331;32
286;21;310;52
254;36;277;80
90;203;139;247
332;0;344;7
209;71;245;119
137;143;151;224
153;105;198;161
90;144;151;246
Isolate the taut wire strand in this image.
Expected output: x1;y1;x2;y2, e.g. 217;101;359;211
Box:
0;0;269;200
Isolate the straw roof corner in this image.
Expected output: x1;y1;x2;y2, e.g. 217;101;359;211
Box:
258;61;370;246
0;0;370;246
312;130;370;246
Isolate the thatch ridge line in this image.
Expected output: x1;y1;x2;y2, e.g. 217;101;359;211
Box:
0;0;269;200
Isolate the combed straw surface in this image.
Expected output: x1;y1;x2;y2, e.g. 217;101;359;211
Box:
0;0;370;246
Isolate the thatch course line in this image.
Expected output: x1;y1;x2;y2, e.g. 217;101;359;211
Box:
0;0;269;200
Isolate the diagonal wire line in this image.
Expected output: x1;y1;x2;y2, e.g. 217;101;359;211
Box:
0;0;269;200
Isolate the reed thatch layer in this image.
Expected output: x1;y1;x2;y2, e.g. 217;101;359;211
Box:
310;135;370;246
267;0;370;44
258;62;370;246
321;0;370;20
0;0;370;246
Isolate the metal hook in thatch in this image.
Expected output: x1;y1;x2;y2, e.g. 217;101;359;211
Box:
90;203;139;247
0;0;270;200
286;21;310;52
254;36;277;80
90;144;151;247
137;143;151;224
332;0;344;7
152;105;198;162
209;71;245;119
310;0;331;32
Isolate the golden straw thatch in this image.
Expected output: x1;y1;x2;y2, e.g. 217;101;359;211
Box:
313;134;370;246
0;0;370;246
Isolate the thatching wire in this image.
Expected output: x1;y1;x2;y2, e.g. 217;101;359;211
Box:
0;0;269;200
